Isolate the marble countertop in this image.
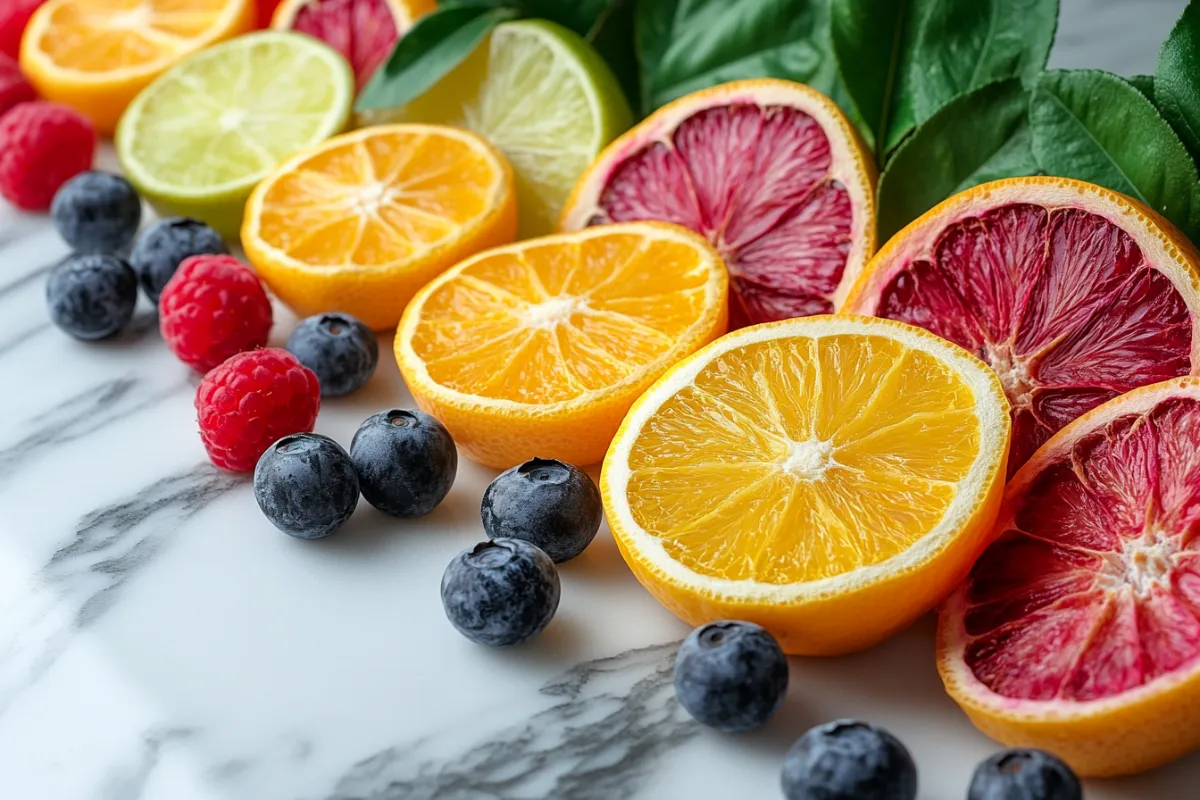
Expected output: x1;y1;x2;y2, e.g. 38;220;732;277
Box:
1;2;1197;798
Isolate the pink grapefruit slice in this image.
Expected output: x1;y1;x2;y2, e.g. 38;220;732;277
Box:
271;0;433;89
844;177;1200;474
561;78;876;329
938;377;1200;776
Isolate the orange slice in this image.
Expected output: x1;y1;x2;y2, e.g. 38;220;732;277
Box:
20;0;254;134
939;377;1200;776
602;315;1010;655
242;124;517;330
394;222;729;468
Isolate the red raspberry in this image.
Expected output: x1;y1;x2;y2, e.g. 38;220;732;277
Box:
0;0;43;60
0;101;94;211
196;348;321;472
0;54;35;117
160;255;274;372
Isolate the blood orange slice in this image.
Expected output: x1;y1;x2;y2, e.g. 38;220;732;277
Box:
939;377;1200;776
845;177;1200;474
271;0;433;89
561;79;876;329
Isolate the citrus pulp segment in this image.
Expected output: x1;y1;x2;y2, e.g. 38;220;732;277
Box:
844;177;1200;475
377;19;632;238
20;0;254;134
270;0;433;89
242;124;516;330
601;315;1010;656
394;223;729;469
561;79;876;329
116;30;354;239
939;377;1200;776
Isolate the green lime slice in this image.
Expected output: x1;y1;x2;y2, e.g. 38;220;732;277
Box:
116;31;354;239
381;20;633;238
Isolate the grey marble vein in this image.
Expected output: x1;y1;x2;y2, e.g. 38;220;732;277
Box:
0;260;56;303
100;727;195;800
0;321;51;359
0;376;185;480
321;641;696;800
0;465;242;716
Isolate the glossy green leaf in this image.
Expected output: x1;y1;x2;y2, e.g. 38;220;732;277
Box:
1031;69;1200;239
583;0;640;116
1128;74;1156;103
637;0;840;117
833;0;1057;162
1156;0;1200;163
357;4;520;112
830;0;924;156
911;0;1058;121
877;79;1037;242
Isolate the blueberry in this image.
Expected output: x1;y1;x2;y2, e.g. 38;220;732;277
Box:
46;253;138;340
441;538;560;646
286;313;379;397
480;458;602;562
967;749;1082;800
350;409;457;517
129;217;228;303
781;719;917;800
253;433;359;539
673;620;788;732
51;171;142;254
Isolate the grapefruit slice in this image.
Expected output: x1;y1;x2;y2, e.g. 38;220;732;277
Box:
844;177;1200;474
271;0;433;89
561;79;876;329
939;377;1200;776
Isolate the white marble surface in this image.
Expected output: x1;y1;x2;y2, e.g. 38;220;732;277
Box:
1;2;1198;798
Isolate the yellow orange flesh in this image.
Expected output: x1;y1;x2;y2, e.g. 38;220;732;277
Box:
21;0;253;133
243;124;517;330
602;316;1010;655
395;223;729;468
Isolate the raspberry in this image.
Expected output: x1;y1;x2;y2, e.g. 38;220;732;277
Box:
196;348;321;472
160;254;273;372
0;101;94;211
0;0;43;60
0;54;35;118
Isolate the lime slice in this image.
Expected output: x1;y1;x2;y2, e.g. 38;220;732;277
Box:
381;20;633;238
116;31;354;239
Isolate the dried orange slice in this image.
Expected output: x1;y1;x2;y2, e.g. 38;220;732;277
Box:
395;223;728;468
939;377;1200;777
242;124;517;330
844;177;1200;475
602;315;1010;655
20;0;254;134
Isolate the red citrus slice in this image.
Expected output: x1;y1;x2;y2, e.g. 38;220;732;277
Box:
561;78;876;329
271;0;433;89
844;177;1200;474
938;377;1200;777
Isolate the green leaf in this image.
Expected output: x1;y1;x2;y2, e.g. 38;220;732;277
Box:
637;0;841;117
1156;0;1200;163
1128;74;1156;103
832;0;1058;162
830;0;925;156
876;79;1037;242
519;0;612;33
1030;69;1200;239
357;4;521;112
584;0;640;117
910;0;1058;121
